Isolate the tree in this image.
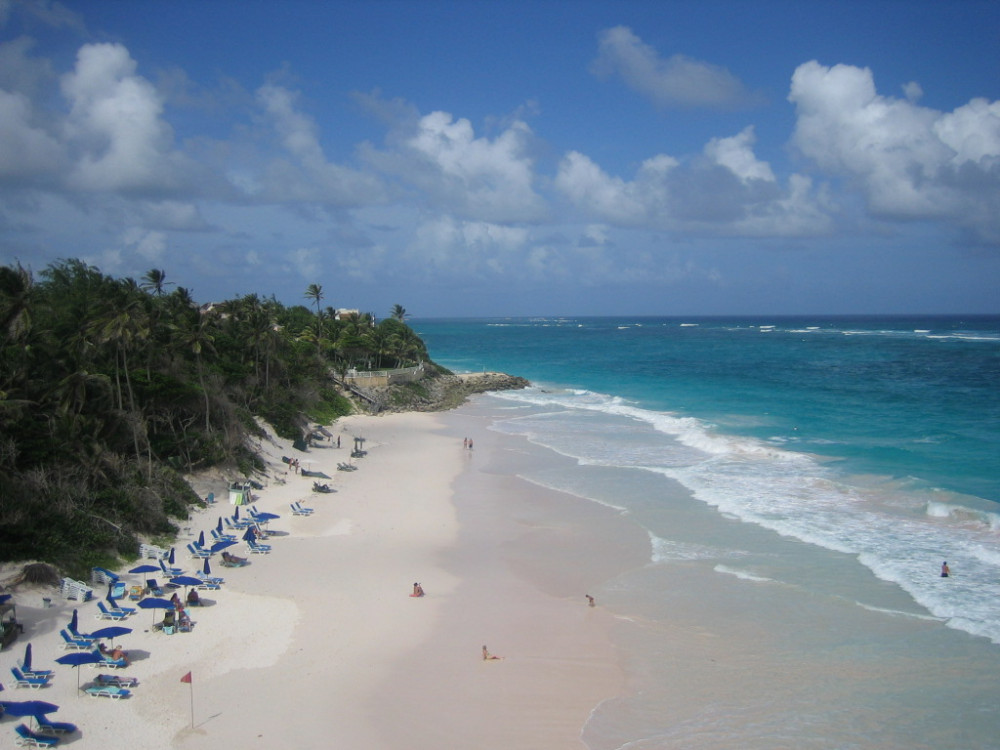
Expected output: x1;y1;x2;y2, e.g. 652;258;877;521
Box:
391;304;407;322
141;269;172;296
304;284;325;356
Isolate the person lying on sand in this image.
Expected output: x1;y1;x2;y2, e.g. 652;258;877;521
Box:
482;645;503;660
411;582;425;597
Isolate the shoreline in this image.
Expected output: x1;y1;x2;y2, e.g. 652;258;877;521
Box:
1;405;632;749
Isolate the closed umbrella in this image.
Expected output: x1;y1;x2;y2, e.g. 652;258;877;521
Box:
22;641;33;672
68;609;78;634
168;547;176;565
202;558;213;576
197;530;205;547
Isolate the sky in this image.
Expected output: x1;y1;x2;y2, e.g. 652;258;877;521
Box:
1;0;998;317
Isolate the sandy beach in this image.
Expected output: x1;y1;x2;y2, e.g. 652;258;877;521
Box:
1;407;639;749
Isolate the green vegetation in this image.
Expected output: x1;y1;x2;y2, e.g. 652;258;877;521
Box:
0;260;429;577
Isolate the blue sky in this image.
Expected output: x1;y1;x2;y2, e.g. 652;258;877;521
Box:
1;0;998;316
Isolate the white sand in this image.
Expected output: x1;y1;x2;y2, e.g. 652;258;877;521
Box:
1;409;626;749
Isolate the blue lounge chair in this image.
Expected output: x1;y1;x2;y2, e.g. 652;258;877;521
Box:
186;543;211;559
95;601;129;621
245;540;271;554
18;662;54;679
10;666;51;689
95;672;139;688
85;685;131;699
146;579;164;596
94;651;128;670
14;723;60;747
158;559;183;577
107;599;136;615
59;629;94;651
291;501;314;515
34;717;77;736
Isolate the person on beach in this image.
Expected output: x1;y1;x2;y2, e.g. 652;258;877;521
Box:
586;594;595;607
482;645;503;660
941;561;950;577
411;582;425;597
187;589;201;606
463;437;468;449
171;592;182;609
468;438;473;450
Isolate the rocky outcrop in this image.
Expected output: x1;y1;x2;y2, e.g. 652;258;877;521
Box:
344;364;530;414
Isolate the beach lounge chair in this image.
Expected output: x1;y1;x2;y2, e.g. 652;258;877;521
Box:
107;599;136;615
85;685;131;699
14;723;60;747
187;543;211;559
94;652;128;669
11;666;52;689
158;559;184;577
146;579;165;596
95;673;139;688
211;528;236;543
128;584;144;601
59;629;94;651
245;540;271;554
95;601;130;621
34;717;77;736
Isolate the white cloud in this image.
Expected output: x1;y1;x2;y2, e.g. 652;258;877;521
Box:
789;60;1000;242
362;104;546;223
704;126;775;183
555;132;829;237
0;88;63;178
255;83;385;207
591;26;758;109
60;43;198;193
408;216;529;277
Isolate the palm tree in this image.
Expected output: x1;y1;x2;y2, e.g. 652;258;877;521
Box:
304;284;325;356
170;315;216;433
141;268;171;296
391;304;407;322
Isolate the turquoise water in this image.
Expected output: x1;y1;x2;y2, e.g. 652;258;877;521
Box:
418;316;1000;747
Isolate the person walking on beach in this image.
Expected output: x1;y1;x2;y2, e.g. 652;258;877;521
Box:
941;561;950;577
586;594;595;607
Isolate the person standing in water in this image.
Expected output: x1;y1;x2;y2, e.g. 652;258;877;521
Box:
941;561;950;577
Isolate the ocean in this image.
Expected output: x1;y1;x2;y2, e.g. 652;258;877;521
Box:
416;315;1000;749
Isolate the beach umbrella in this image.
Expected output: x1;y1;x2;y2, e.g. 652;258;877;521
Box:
68;609;78;634
197;530;205;547
22;642;33;672
168;547;176;565
216;516;224;534
170;576;202;588
89;625;132;642
202;558;213;576
233;506;240;520
56;651;103;693
254;511;279;522
0;699;59;718
138;596;173;626
210;539;236;553
129;564;159;574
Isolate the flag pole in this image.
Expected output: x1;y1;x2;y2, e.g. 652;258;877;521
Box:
181;671;194;728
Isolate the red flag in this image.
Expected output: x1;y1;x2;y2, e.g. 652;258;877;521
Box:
180;671;192;683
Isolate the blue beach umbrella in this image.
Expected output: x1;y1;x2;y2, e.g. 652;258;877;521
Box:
56;650;103;693
202;558;212;576
168;547;176;565
138;596;173;626
197;530;205;547
210;539;236;553
216;516;224;534
22;642;33;672
129;564;159;574
68;609;78;634
89;626;132;642
233;506;240;520
0;699;60;718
